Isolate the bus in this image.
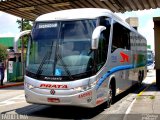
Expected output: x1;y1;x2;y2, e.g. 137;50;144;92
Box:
147;49;155;71
21;8;147;108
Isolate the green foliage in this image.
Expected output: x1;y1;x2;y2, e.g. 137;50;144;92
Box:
0;44;8;62
16;19;33;47
16;19;32;30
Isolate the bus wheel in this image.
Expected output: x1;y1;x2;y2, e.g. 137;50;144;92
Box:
107;83;114;108
138;71;142;86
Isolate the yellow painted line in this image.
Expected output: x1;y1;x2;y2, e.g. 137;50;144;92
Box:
137;80;156;97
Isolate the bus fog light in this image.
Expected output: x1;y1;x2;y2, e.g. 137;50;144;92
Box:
87;98;92;103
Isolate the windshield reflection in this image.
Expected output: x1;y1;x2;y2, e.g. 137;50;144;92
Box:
26;19;96;79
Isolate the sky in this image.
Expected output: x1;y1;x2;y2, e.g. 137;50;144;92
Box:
0;8;160;50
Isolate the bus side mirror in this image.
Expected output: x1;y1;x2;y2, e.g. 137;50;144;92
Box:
91;26;106;50
14;30;31;53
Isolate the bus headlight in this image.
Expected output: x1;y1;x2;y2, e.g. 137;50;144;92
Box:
89;80;98;88
25;83;34;89
73;80;98;92
73;85;90;92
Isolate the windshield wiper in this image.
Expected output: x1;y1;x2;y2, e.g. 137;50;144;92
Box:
54;44;73;80
36;42;54;76
56;52;73;80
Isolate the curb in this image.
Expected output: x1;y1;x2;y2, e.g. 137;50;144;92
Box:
0;82;24;89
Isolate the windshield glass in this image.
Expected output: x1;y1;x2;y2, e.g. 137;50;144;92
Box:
26;19;96;80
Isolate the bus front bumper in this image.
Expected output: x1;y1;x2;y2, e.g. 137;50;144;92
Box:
24;86;97;108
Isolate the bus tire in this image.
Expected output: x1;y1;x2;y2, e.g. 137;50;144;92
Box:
107;79;115;108
141;71;144;81
138;71;142;86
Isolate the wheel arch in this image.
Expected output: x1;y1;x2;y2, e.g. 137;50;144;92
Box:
108;75;116;96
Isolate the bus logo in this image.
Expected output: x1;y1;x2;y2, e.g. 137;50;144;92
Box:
50;89;55;95
120;52;129;63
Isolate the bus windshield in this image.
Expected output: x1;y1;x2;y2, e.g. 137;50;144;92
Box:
26;19;97;80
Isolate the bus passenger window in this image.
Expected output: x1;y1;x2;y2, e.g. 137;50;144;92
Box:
112;21;130;52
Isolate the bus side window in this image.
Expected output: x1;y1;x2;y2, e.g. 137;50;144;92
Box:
97;32;107;70
111;21;130;53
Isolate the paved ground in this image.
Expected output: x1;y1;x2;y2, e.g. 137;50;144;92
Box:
0;70;159;120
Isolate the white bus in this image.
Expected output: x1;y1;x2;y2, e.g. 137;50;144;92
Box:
147;49;155;71
23;8;147;108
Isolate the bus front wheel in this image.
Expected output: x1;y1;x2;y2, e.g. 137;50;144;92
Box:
107;80;115;108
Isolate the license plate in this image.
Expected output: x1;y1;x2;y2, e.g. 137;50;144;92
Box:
47;98;60;103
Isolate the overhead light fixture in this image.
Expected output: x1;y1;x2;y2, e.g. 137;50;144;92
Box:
51;2;70;7
18;6;35;11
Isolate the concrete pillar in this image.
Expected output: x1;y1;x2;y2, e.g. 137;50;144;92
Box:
126;17;138;30
153;17;160;88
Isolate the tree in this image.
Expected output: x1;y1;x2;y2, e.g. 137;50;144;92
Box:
16;19;33;77
16;19;33;47
0;44;8;62
16;19;32;31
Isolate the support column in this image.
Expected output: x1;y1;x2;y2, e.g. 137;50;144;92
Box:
21;18;24;79
153;17;160;88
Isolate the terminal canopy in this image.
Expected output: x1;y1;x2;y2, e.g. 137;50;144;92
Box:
0;0;160;20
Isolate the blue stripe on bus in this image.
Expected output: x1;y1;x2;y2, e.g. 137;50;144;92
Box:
96;64;134;90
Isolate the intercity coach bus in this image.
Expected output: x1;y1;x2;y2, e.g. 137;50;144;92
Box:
22;8;147;108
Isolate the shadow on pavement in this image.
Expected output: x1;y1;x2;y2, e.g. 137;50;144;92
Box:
1;103;107;119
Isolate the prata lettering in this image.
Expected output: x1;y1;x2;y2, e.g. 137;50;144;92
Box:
40;84;68;89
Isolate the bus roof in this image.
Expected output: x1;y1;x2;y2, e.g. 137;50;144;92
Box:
35;8;144;38
36;8;113;21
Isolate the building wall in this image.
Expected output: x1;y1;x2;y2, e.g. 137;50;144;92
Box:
0;37;20;48
0;37;14;48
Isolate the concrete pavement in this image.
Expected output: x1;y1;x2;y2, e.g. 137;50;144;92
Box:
131;82;160;114
123;70;160;120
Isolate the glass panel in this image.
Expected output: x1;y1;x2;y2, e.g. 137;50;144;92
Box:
26;19;96;79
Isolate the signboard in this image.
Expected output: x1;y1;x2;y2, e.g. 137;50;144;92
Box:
8;61;13;73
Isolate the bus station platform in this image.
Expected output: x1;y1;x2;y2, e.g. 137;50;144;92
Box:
123;70;160;120
131;82;160;114
123;81;160;120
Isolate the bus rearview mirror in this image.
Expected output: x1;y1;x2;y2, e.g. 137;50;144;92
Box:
14;30;31;53
91;26;106;50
